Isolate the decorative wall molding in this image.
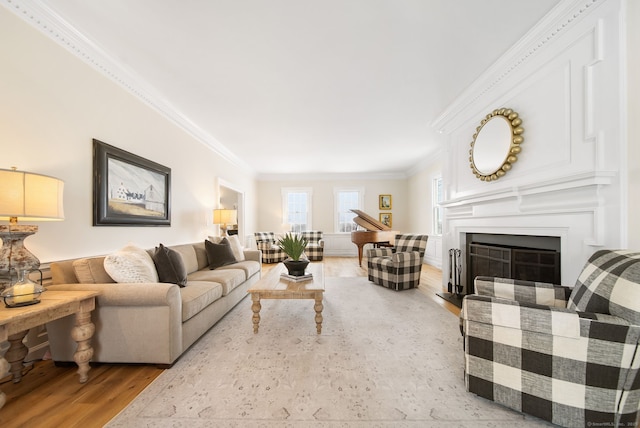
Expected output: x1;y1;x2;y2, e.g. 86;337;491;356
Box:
1;0;255;175
432;0;605;134
322;233;358;257
437;0;625;290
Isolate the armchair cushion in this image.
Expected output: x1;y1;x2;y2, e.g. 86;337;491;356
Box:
568;250;640;324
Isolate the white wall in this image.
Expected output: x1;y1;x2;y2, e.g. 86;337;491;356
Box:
434;0;633;290
408;158;444;268
0;8;257;263
628;0;640;249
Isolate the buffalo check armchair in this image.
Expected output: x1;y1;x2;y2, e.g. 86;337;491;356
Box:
461;249;640;427
300;230;324;261
367;234;428;291
253;232;287;263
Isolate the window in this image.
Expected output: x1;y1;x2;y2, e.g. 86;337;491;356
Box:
432;176;443;235
334;188;364;233
282;188;312;233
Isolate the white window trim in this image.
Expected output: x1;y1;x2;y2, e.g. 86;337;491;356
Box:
333;186;365;233
281;187;313;232
431;175;443;236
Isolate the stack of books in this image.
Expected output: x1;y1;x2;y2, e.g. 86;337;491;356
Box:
280;272;313;282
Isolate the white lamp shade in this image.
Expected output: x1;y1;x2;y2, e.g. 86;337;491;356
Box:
213;209;237;225
0;169;65;221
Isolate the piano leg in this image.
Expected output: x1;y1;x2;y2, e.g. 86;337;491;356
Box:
357;245;364;267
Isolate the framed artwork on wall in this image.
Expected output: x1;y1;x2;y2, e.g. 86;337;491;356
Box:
379;213;392;228
379;194;392;210
93;139;171;226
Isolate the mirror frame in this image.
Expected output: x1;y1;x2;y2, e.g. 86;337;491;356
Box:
469;108;524;181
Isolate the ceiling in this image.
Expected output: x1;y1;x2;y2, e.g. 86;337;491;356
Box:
24;0;561;178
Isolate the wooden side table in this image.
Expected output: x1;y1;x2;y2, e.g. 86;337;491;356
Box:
0;290;100;409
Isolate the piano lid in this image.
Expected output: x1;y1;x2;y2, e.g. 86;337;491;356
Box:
350;209;392;231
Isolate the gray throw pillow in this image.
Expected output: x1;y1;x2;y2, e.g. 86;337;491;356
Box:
153;244;188;287
205;238;237;270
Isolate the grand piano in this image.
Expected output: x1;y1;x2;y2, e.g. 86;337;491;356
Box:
350;209;399;266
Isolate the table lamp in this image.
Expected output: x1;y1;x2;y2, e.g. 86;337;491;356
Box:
213;209;237;235
0;167;64;305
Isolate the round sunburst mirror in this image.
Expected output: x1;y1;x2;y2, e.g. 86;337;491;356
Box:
469;108;524;181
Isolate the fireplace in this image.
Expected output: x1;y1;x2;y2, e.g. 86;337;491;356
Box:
465;233;561;294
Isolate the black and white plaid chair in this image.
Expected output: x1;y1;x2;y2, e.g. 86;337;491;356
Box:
461;249;640;427
366;234;428;291
253;232;287;263
300;231;324;261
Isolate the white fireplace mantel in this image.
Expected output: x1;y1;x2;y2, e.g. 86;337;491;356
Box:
436;0;627;292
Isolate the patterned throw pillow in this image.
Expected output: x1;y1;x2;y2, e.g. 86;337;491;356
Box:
152;244;188;287
103;244;159;283
205;238;237;270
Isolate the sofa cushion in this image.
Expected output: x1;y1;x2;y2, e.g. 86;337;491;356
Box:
179;281;224;322
191;241;210;271
72;257;115;284
187;268;246;296
51;260;80;285
217;260;261;279
104;244;159;283
205;239;237;270
167;244;199;274
153;244;188;287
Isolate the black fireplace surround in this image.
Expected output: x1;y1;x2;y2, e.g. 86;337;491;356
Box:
465;233;561;295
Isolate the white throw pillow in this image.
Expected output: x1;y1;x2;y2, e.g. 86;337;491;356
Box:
226;234;245;262
104;244;159;283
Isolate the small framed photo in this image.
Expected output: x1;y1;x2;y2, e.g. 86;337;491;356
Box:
379;194;392;210
379;213;392;228
93;139;171;226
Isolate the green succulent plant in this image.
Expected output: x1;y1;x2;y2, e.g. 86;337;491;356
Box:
277;232;308;261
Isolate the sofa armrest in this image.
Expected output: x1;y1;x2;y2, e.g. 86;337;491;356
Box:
243;249;262;263
46;282;180;307
474;276;571;307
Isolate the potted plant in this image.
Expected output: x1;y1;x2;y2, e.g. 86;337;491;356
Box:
277;232;309;276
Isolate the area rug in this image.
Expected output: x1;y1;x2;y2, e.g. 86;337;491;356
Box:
106;277;553;427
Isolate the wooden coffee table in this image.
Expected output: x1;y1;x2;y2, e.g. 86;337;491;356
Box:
248;263;324;334
0;290;99;409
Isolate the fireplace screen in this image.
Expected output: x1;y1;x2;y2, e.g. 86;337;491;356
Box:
468;243;560;293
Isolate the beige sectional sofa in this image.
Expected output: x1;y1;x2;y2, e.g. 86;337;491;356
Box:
45;241;261;366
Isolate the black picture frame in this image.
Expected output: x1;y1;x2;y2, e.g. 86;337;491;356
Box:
93;139;171;226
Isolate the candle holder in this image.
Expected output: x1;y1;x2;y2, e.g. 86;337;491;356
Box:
0;269;45;308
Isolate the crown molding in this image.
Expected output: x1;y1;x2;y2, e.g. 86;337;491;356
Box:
431;0;606;134
2;0;256;176
257;171;408;182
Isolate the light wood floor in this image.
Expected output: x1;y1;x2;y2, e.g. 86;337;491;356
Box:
0;257;453;428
